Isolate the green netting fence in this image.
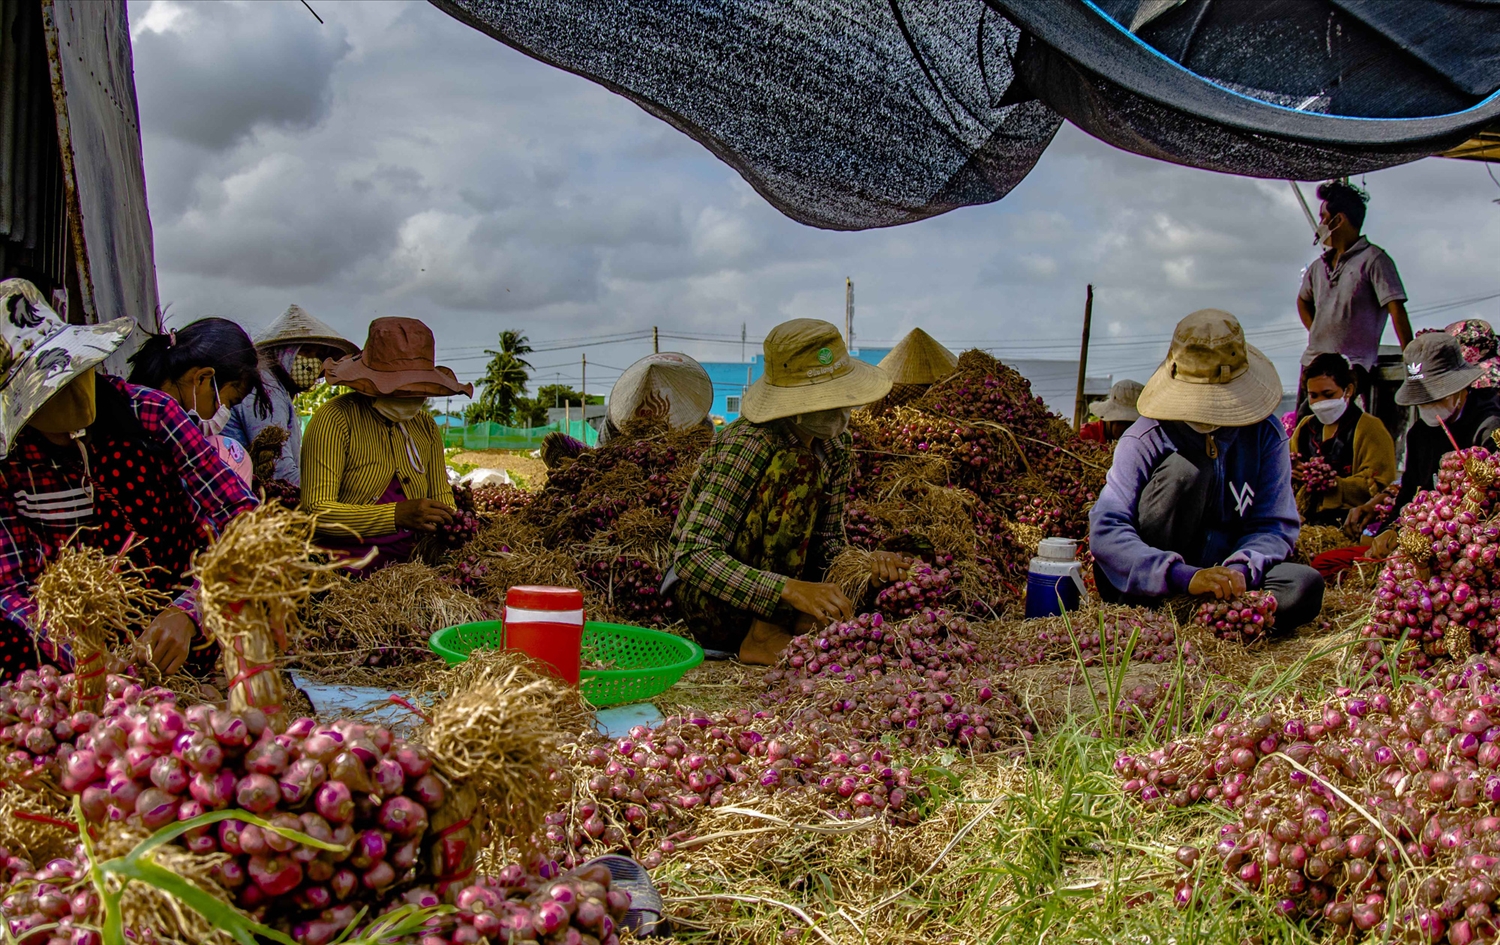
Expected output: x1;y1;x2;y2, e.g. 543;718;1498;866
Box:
440;418;598;451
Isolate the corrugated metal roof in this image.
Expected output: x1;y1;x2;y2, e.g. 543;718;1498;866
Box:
42;0;160;369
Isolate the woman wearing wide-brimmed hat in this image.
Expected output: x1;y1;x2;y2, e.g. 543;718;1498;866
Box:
1081;378;1144;443
300;317;472;572
0;279;258;679
539;351;715;469
668;318;911;664
1356;332;1500;559
1089;309;1324;630
223;304;357;487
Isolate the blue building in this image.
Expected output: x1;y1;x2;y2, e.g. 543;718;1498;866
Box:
699;347;1111;422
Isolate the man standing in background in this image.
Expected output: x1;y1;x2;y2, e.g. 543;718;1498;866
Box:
1297;180;1412;411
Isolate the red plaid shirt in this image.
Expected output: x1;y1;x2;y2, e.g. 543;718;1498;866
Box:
0;377;256;655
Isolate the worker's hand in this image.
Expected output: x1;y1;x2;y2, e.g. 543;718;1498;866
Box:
780;579;854;627
139;606;195;676
1187;566;1247;600
394;498;455;533
867;551;914;586
1345;499;1379;534
1368;529;1399;560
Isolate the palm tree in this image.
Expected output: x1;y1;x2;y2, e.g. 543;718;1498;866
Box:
466;330;534;424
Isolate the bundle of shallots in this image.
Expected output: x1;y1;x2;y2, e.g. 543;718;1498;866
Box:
32;544;167;712
194;505;349;731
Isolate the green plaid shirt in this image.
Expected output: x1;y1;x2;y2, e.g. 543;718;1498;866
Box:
670;418;851;618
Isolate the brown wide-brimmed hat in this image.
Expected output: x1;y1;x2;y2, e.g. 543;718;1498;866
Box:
255;304;358;356
1089;378;1144;423
1137;309;1282;427
877;328;957;386
323;317;473;398
1395;331;1486;406
741;318;891;423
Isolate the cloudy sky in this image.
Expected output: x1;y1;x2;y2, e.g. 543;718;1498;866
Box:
127;0;1500;400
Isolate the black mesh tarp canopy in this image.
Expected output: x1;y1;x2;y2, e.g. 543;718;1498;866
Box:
433;0;1500;230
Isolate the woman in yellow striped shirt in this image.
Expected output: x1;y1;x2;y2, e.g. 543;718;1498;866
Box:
300;318;472;571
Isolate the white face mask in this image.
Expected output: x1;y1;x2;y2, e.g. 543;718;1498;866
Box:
1309;397;1348;425
188;377;231;436
372;396;426;423
792;407;851;440
1186;421;1219;435
1419;398;1460;428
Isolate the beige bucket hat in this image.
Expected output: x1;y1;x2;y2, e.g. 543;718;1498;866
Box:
877;328;958;386
607;352;714;430
1137;309;1282;427
255;304;358;356
1089;378;1144;423
0;279;134;459
741;318;891;423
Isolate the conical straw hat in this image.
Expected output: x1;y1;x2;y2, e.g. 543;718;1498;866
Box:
607;352;715;429
255;304;358;355
877;328;958;386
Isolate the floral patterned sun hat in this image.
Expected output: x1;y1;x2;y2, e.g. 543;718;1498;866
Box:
0;278;134;459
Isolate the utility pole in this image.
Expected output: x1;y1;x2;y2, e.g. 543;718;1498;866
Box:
581;353;587;408
741;322;747;363
652;326;659;353
844;278;854;350
1073;284;1095;431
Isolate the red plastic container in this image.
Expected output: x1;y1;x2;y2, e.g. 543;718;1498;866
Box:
503;585;585;685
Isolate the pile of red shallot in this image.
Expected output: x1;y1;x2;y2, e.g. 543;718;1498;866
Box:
0;844;631;945
0;668;474;945
1292;452;1340;496
1120;655;1500;941
1364;447;1500;674
1193;591;1278;644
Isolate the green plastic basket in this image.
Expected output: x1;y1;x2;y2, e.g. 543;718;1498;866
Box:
428;620;704;707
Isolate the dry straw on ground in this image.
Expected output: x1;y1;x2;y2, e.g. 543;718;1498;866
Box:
33;543;169;711
306;561;486;674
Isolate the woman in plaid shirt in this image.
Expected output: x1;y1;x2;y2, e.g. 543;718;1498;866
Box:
669;319;912;664
0;280;257;681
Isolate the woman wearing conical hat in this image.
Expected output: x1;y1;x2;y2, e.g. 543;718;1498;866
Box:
540;352;715;469
222;305;357;487
867;328;957;414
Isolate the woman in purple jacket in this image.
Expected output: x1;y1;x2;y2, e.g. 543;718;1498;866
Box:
1088;310;1325;631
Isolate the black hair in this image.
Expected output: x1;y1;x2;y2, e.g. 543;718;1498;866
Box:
1304;352;1356;390
1316;179;1368;232
260;345;297;419
127;317;269;414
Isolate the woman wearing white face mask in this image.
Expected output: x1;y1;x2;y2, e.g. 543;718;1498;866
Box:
127;317;269;486
0;284;257;680
669;318;910;665
1358;332;1500;558
1288;353;1395;528
300;317;472;573
222;305;357;487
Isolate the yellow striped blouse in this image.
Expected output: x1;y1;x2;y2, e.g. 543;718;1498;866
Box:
299;393;453;538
